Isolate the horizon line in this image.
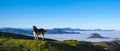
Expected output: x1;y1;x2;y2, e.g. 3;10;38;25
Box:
0;27;118;30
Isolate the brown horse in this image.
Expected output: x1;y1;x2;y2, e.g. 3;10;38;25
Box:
32;26;46;40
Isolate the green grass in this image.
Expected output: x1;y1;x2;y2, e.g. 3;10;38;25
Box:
0;32;110;51
0;39;107;51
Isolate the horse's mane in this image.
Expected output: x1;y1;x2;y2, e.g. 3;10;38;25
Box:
32;26;38;31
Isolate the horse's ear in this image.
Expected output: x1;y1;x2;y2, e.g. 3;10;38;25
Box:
33;26;37;28
33;25;36;28
33;25;35;27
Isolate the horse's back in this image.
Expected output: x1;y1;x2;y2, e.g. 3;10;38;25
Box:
38;29;45;32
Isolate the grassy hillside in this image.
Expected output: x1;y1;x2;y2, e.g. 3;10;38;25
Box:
0;32;115;51
0;32;56;41
93;40;120;51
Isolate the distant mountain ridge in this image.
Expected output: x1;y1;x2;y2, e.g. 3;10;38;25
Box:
0;28;32;35
0;28;80;35
54;28;115;31
0;27;115;35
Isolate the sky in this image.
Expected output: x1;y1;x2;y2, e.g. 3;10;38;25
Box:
0;0;120;30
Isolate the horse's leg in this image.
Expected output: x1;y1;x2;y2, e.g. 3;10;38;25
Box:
33;32;37;40
41;32;44;41
36;34;38;40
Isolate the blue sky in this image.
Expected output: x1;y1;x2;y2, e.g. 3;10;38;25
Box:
0;0;120;30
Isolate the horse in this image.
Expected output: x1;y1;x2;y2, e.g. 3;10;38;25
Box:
32;26;46;40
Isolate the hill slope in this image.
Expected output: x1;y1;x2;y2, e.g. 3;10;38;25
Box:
0;32;118;51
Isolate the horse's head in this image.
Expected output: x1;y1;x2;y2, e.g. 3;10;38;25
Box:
32;26;38;31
